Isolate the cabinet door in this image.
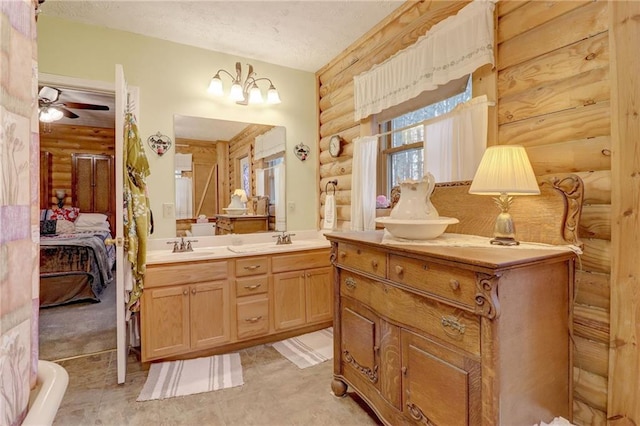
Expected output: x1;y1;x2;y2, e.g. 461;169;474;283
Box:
141;285;190;361
93;155;112;213
72;154;94;213
273;271;306;330
305;266;332;323
190;281;230;350
341;299;379;387
401;330;481;426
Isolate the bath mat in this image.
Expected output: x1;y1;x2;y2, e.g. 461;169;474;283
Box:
137;353;243;401
272;327;333;369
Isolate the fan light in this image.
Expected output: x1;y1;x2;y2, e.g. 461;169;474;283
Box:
39;107;64;123
207;62;281;106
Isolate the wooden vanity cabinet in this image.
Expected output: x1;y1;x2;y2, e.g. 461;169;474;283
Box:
272;251;332;331
327;232;575;426
141;261;231;361
234;257;270;340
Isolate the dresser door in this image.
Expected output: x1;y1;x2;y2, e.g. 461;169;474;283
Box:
340;299;379;388
401;329;482;426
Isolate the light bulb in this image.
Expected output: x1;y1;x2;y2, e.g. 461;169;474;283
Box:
208;74;224;96
229;82;244;102
267;85;281;104
248;84;263;104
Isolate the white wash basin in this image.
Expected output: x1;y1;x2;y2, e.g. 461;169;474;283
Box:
146;246;231;264
226;240;329;254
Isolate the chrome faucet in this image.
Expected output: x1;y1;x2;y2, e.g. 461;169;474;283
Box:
273;231;295;245
167;237;197;252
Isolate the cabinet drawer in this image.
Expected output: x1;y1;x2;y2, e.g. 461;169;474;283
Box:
146;261;228;287
235;276;268;297
271;249;330;273
388;254;477;308
236;297;269;339
340;271;480;355
336;243;386;278
235;257;268;277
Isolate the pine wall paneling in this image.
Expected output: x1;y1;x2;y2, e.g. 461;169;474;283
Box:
39;123;115;209
314;0;633;423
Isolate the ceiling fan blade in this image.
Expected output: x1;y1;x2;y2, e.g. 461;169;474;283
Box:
62;102;110;111
59;107;79;119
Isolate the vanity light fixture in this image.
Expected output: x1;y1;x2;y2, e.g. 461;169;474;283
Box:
208;62;281;106
469;145;540;246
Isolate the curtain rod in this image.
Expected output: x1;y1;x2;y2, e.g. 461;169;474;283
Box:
372;99;495;139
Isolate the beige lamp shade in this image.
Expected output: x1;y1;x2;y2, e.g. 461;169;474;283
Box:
469;145;540;195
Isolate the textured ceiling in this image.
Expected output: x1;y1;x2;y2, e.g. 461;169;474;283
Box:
39;0;404;137
40;0;404;73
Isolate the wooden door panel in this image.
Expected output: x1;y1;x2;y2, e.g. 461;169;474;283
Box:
141;285;190;360
273;271;306;330
305;267;332;323
341;304;378;384
190;281;230;349
94;155;112;213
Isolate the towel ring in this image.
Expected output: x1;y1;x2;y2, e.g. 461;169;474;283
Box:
325;179;337;196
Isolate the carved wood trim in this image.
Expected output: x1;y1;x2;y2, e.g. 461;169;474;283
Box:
406;402;435;425
475;273;501;319
343;350;378;383
539;173;584;249
330;241;338;266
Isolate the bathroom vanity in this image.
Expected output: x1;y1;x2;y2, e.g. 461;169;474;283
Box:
141;242;332;362
214;214;269;235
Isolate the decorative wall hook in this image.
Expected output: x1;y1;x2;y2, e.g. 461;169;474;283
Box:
294;142;310;161
147;132;172;156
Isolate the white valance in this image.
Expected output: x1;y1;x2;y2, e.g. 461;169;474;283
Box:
254;126;286;160
354;0;496;121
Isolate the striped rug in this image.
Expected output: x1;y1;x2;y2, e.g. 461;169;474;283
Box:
272;327;333;369
137;353;243;401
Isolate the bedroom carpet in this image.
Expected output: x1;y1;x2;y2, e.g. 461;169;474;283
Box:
272;327;333;369
137;353;244;401
39;281;116;361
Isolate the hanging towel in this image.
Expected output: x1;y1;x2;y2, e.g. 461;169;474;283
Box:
322;194;337;231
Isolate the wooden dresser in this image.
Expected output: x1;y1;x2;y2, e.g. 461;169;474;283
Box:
215;214;269;235
327;232;575;425
326;174;585;425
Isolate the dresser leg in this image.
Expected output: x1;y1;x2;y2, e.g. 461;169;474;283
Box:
331;378;348;397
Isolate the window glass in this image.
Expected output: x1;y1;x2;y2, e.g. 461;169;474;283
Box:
379;77;472;196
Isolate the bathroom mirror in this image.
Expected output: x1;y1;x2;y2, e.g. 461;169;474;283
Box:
173;114;286;236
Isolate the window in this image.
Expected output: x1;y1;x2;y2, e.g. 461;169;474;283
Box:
377;77;472;197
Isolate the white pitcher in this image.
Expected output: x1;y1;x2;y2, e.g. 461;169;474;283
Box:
390;172;439;220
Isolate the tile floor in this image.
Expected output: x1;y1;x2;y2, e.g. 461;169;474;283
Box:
54;344;382;426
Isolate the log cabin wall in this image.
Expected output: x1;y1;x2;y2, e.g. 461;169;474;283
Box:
39;123;115;209
316;0;639;423
227;123;274;200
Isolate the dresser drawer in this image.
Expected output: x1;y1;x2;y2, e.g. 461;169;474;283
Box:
336;243;386;278
235;257;268;277
146;260;228;287
235;276;268;297
388;254;477;308
236;297;269;339
340;271;480;355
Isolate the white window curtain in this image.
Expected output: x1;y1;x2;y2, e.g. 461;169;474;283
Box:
174;153;192;172
424;95;489;182
354;0;496;121
175;177;193;219
255;168;265;197
350;136;378;231
255;126;286;160
274;163;286;231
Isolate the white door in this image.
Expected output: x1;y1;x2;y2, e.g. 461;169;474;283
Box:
114;64;139;384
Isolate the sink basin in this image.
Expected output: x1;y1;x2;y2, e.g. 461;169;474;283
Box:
146;247;230;263
226;240;328;254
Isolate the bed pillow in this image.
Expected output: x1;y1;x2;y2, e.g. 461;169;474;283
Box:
55;219;76;234
39;220;57;235
75;213;108;228
50;207;80;222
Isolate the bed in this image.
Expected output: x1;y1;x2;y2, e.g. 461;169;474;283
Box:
39;209;116;308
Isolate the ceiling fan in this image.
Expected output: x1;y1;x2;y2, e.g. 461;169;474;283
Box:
38;86;110;122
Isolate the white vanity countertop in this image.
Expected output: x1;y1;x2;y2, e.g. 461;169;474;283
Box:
146;230;332;265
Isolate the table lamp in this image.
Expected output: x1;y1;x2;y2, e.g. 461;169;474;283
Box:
469;145;540;246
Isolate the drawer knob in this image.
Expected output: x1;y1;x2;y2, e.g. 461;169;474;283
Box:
401;366;407;375
183;289;188;296
395;265;404;276
371;260;378;269
441;315;466;337
245;316;262;323
244;284;262;290
339;251;346;259
345;277;357;290
191;288;196;295
449;279;460;291
244;265;261;271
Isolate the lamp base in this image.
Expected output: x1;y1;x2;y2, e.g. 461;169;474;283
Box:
490;236;520;246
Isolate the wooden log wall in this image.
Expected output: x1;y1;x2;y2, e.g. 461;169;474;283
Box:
39;123;115;209
316;0;626;423
227;123;274;201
